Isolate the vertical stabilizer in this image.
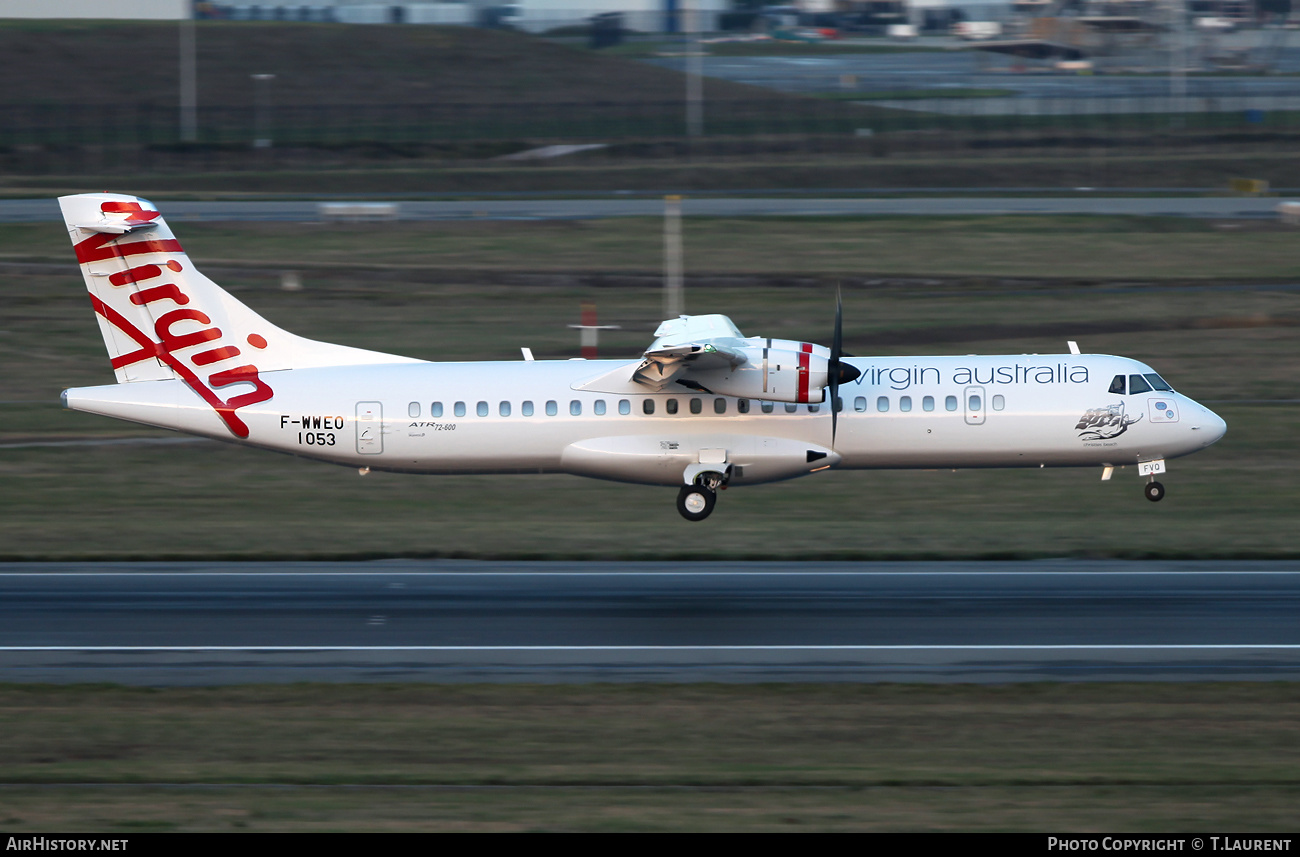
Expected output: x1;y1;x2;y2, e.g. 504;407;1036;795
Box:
60;192;419;438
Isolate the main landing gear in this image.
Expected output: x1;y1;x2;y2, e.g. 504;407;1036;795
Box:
1144;480;1165;503
677;470;727;522
677;484;716;522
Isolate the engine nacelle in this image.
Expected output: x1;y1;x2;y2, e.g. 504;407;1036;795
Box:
681;339;830;404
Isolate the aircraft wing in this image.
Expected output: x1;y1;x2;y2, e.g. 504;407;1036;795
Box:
572;314;753;394
628;314;751;391
632;341;748;390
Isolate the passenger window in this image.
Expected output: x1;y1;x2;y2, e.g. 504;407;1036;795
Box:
570;400;582;416
666;398;679;415
992;395;1005;411
854;396;867;413
1109;374;1126;395
714;398;726;414
900;396;912;412
476;401;488;417
761;401;775;413
454;401;466;417
945;396;958;412
643;399;655;415
877;396;889;413
1144;373;1173;392
431;402;443;418
546;400;558;416
499;401;511;417
922;396;934;412
619;399;631;415
737;399;750;414
834;396;843;413
969;394;982;411
785;403;798;414
408;402;420;418
1129;374;1153;395
808;403;820;413
522;401;534;417
690;398;703;415
595;400;606;416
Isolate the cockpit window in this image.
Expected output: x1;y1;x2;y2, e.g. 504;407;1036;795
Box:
1128;374;1153;395
1144;373;1173;392
1109;374;1126;395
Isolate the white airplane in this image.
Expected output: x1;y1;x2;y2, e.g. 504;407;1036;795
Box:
59;192;1227;521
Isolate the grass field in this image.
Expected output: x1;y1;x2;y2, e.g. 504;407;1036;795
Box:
0;683;1297;831
1;214;1295;560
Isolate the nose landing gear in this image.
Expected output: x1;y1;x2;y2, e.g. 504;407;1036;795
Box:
1144;479;1165;502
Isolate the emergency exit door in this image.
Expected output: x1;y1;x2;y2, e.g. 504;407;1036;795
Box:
964;387;986;426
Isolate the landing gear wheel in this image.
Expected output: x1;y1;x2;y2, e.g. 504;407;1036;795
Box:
677;484;716;522
1144;480;1166;503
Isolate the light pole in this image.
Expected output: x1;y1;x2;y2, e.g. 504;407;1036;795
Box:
685;3;703;138
664;195;685;319
252;73;276;148
179;15;197;143
1169;0;1186;126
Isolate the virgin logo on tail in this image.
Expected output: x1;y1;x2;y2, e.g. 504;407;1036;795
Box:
77;201;273;438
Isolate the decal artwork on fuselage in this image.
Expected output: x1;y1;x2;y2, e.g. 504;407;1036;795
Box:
1075;403;1142;441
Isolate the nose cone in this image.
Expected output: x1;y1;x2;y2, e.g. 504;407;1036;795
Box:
1196;406;1227;448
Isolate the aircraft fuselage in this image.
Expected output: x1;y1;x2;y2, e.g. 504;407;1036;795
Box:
64;352;1226;488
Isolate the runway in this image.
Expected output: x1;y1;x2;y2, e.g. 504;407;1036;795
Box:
1;560;1298;684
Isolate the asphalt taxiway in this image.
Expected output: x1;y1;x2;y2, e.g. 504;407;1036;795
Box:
1;560;1297;684
0;197;1291;223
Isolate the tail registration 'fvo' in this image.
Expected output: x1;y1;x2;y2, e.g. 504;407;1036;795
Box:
60;193;1226;521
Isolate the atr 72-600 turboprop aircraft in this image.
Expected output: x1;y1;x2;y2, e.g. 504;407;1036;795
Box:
59;193;1226;521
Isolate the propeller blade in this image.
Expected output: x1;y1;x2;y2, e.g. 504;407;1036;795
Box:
831;286;843;444
832;286;843;367
828;286;862;447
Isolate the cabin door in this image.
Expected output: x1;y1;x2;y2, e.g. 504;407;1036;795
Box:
356;401;383;454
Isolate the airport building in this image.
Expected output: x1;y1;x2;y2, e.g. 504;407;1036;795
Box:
0;0;731;32
207;1;733;32
0;0;189;17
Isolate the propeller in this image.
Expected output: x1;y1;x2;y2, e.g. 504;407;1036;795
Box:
828;284;860;446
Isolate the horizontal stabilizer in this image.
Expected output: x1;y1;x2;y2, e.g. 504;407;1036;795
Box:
74;220;158;235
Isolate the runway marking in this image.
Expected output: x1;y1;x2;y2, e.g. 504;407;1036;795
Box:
3;645;1300;652
2;570;1300;577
